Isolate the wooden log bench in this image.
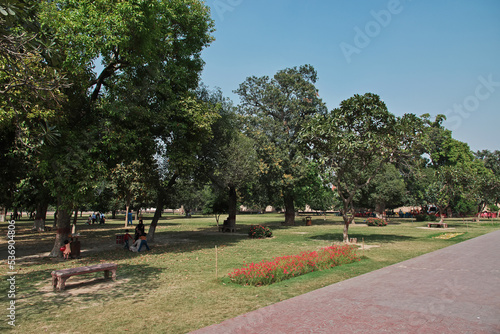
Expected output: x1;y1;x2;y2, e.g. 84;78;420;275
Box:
51;263;117;291
428;222;448;228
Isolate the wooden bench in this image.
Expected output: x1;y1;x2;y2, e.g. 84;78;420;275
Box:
51;263;117;291
218;219;235;233
428;222;448;228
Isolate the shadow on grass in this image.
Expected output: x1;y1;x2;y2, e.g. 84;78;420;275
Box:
310;232;417;243
9;262;161;325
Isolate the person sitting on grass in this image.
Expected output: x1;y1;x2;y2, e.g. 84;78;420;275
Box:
123;229;133;250
137;233;150;252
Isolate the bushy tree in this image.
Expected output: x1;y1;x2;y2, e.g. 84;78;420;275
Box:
304;93;421;242
236;65;328;225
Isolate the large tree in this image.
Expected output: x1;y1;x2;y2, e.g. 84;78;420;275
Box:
304;93;421;242
0;0;68;221
36;0;215;255
235;64;328;225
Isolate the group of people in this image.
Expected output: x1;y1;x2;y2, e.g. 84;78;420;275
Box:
87;212;105;225
123;220;150;252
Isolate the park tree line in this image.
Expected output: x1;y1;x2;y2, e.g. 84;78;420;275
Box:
1;0;500;251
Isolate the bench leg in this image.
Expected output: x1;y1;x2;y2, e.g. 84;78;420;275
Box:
111;269;117;281
57;277;66;291
52;275;58;289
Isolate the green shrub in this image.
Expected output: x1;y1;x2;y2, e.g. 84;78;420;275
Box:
366;218;387;226
248;225;272;238
415;214;437;222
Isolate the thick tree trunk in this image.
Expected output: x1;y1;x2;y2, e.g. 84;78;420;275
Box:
375;202;386;220
49;206;72;257
226;185;237;228
33;202;48;232
283;193;295;225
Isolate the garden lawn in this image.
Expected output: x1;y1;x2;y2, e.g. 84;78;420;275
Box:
1;213;499;333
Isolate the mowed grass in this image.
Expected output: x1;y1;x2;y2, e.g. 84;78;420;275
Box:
1;213;499;333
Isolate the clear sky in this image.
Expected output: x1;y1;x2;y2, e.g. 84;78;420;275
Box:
200;0;500;152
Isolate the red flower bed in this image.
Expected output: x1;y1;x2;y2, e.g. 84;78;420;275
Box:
228;245;360;286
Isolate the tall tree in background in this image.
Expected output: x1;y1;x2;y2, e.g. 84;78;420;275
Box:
304;93;421;242
357;163;406;218
236;64;328;225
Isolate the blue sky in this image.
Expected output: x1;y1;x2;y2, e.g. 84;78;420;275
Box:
200;0;500;152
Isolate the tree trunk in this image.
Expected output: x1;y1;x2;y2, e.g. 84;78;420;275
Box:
340;191;356;243
124;201;130;228
0;207;5;222
447;207;453;218
33;202;48;232
375;202;386;220
53;208;58;228
283;193;295;225
343;219;350;243
147;173;178;242
72;207;78;234
438;207;445;224
226;185;237;228
49;205;72;257
148;200;164;243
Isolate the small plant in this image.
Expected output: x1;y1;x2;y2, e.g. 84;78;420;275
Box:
248;225;272;238
366;217;387;226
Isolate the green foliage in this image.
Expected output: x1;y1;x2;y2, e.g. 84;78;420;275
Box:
303;93;421;240
357;163;406;212
201;185;228;216
475;150;500;176
236;64;328;223
415;213;437;222
248;225;272;239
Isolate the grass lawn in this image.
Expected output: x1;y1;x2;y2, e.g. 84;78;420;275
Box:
1;213;499;333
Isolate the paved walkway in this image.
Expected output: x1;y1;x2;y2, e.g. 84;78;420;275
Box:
191;230;500;334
